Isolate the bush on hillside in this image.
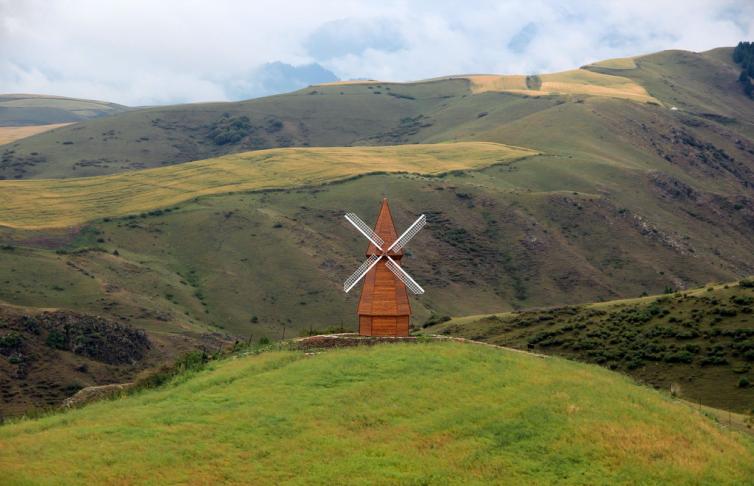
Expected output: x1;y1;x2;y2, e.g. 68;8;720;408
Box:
733;42;754;97
525;75;542;90
207;115;253;145
422;314;452;328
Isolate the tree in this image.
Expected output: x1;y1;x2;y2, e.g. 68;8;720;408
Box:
733;42;754;98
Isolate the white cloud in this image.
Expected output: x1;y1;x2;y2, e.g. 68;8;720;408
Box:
0;0;752;104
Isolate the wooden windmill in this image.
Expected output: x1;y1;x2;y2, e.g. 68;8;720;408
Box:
343;198;426;336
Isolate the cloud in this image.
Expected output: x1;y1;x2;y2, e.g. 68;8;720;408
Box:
508;23;538;54
306;17;406;60
225;62;338;100
0;0;752;105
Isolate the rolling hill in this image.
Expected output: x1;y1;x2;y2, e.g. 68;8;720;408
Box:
0;142;535;229
427;280;754;412
1;46;754;416
1;341;752;484
0;94;127;127
0;123;73;145
1;48;751;181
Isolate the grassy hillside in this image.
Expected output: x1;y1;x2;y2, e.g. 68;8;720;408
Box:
0;303;204;417
5;48;750;181
0;142;535;229
0;79;482;178
463;68;657;103
1;136;754;341
0;94;127;127
1;47;754;417
1;342;752;484
428;281;754;412
0;123;72;145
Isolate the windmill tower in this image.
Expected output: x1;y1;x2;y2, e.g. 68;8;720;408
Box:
343;198;426;336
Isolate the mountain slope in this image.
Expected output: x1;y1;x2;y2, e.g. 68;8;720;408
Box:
2;48;752;182
428;280;754;412
0;94;127;127
1;342;752;484
0;142;536;229
0;123;73;145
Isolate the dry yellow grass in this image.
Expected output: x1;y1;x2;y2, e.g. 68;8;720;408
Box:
0;123;72;145
466;68;657;103
0;142;537;229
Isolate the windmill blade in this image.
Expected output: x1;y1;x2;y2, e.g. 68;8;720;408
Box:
385;256;425;295
387;214;426;253
344;254;382;293
345;213;384;249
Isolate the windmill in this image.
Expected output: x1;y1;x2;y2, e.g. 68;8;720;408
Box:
343;198;426;336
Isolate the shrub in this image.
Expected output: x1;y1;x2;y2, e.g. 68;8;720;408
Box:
525;74;542;90
258;336;270;345
0;332;22;349
732;295;753;306
739;376;751;388
45;330;67;350
664;351;694;363
739;278;754;288
423;314;451;328
207;115;253;145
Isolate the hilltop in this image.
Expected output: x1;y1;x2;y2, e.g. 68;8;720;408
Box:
428;280;754;412
0;341;752;484
0;94;127;127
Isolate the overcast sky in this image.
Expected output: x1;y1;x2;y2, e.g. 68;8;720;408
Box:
1;0;752;105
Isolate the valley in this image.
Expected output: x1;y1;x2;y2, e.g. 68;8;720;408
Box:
0;46;753;424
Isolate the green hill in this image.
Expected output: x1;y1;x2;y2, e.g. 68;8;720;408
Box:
1;341;752;485
4;48;752;181
0;142;535;229
428;280;754;412
0;94;127;127
1;46;754;417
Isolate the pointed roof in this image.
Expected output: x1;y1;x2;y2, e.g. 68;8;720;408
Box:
366;198;403;256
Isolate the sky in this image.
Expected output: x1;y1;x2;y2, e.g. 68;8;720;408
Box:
1;0;752;105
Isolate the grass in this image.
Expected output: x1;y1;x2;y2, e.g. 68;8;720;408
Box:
429;281;754;412
465;68;657;102
0;94;126;128
0;142;536;229
3;48;731;180
0;124;72;145
586;57;638;70
0;341;752;485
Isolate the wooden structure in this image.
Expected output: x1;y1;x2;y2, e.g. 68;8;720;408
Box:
356;199;411;336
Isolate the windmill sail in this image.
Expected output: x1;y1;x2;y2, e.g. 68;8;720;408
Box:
385;256;425;295
345;213;384;249
387;214;426;252
344;254;382;293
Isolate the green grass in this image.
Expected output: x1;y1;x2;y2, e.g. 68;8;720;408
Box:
1;341;752;484
0;142;536;229
429;281;754;412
